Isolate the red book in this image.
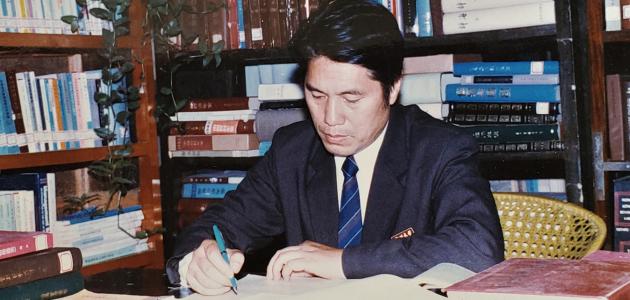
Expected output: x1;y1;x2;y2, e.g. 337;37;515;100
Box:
169;120;256;135
168;134;260;151
0;231;53;261
181;97;250;112
226;0;240;49
446;258;630;300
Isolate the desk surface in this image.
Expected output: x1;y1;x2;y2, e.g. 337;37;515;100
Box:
84;268;170;296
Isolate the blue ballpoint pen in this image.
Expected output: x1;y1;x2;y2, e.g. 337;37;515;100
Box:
212;224;238;294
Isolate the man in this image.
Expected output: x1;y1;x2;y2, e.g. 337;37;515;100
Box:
166;0;504;295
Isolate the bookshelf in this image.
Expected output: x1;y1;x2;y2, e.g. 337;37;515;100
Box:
582;0;630;248
0;2;163;275
160;0;590;258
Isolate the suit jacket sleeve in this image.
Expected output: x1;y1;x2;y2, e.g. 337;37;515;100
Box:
342;131;504;278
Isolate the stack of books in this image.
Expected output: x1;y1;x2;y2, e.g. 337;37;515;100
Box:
0;231;83;299
178;169;247;229
168;96;260;158
489;179;566;200
444;60;564;154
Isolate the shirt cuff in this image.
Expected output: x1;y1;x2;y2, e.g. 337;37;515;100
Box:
178;252;194;288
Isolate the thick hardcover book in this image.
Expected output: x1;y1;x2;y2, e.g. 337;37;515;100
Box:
171;109;257;122
442;1;556;35
614;176;630;252
606;0;623;31
0;172;48;231
453;61;559;76
622;0;630;29
0;72;19;154
458;123;559;143
448;102;560;115
181;97;250;112
168;149;262;158
168;134;260;151
402;0;416;36
226;0;240;49
258;83;304;100
183;169;246;184
440;0;549;13
479;140;564;153
605;74;630;161
169;120;255;135
0;270;83;299
286;0;300;39
259;100;306;110
449;113;557;125
0;231;53;261
181;183;239;199
445;258;630;300
249;0;265;48
460;74;560;85
4;71;27;153
429;0;443;36
0;247;82;288
445;84;560;103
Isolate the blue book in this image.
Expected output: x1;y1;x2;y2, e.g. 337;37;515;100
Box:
60;204;142;225
416;0;432;37
453;61;560;76
445;84;560;103
0;173;49;231
181;183;239;199
0;72;9;155
56;73;72;149
64;73;81;149
236;0;246;48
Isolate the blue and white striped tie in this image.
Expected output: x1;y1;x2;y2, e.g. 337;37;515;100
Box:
338;156;362;248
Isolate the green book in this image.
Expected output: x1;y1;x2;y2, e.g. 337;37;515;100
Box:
0;271;83;300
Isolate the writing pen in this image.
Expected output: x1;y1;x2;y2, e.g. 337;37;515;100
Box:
212;224;238;295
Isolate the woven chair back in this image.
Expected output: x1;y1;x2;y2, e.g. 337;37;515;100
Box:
493;192;606;260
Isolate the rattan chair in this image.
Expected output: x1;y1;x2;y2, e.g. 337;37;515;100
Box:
493;192;606;260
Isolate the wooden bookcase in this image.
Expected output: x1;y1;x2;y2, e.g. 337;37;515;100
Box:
0;2;163;275
581;0;630;247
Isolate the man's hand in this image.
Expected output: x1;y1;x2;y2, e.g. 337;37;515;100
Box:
266;240;345;280
186;239;245;295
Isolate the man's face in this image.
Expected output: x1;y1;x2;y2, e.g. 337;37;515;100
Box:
305;56;400;157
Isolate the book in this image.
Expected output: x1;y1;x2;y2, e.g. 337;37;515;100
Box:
259;100;306;110
479;140;564;153
440;0;549;13
614;176;630;251
445;258;630;300
4;71;27;153
606;0;622;31
448;113;558;125
168;149;263;158
181;183;239;199
0;270;83;299
258;83;304;101
0;247;82;288
399;72;459;105
0;231;53;261
403;54;480;74
453;61;560;76
458;123;560;143
180;97;250;112
460;74;560;85
447;102;560;115
415;0;432;37
445;84;560;103
168;120;255;135
0;172;48;231
442;1;556;35
182;169;247;184
605;74;630;161
168;134;260;151
170;109;257;122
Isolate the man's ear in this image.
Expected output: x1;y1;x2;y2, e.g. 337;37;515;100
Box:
388;78;402;105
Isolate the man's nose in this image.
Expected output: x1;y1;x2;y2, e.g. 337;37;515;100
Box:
324;98;344;126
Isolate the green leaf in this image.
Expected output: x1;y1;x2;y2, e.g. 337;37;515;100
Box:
76;0;87;6
115;25;130;36
198;41;208;54
70;21;79;33
175;98;188;111
102;0;117;10
113;177;135;185
157;5;168;15
111;55;126;63
111;71;124;83
95;92;111;105
89;8;112;21
120;62;134;73
212;40;225;52
214;53;222;67
164;20;181;37
61;15;78;25
202;56;211;67
102;29;115;47
127;100;140;111
94;128;115;140
116;111;132;125
149;0;168;6
160;87;172;95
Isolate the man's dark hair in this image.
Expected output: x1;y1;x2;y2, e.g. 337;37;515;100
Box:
289;0;404;102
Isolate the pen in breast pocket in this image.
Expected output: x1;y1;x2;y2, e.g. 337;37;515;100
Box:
212;224;238;295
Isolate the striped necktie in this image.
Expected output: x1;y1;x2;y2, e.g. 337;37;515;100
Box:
338;156;362;248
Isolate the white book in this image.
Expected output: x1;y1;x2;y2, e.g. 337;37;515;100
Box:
0;192;15;230
399;72;460;105
442;1;556;35
460;74;560;85
54;219;143;245
441;0;550;13
53;208;144;228
82;241;149;266
258;83;304;101
606;0;622;31
171;110;257;122
45;172;57;232
26;72;45;151
15;72;37;152
37;79;53;150
12;190;35;231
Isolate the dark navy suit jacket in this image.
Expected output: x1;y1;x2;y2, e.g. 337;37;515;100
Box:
166;104;504;284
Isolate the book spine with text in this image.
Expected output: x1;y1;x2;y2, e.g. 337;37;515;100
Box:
181;97;250;112
169;120;255;135
181;183;239;198
448;113;557;125
0;270;83;299
453;61;559;76
168;134;260;151
440;0;549;13
445;84;560;102
479;140;564;153
458;123;560;143
460;74;559;85
0;231;53;260
0;247;82;288
448;102;560;115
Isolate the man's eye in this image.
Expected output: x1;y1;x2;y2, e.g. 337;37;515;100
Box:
311;93;326;100
344;97;361;103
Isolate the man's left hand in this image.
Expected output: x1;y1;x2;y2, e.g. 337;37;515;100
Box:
266;240;345;280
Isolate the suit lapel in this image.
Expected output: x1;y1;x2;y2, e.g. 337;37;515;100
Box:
363;106;409;243
305;140;339;247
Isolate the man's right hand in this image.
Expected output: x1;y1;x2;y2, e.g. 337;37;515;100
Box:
185;239;245;296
